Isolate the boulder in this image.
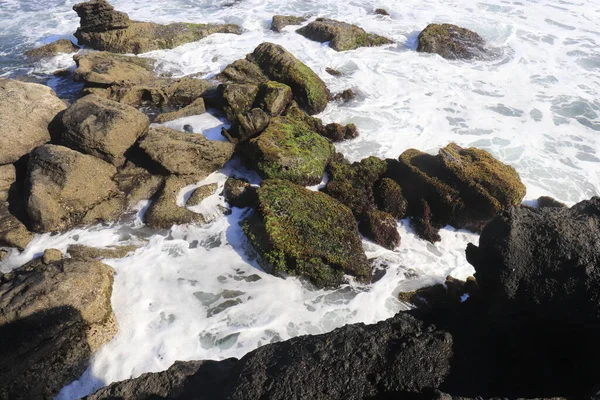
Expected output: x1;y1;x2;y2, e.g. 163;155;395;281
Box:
0;79;66;165
26;144;122;232
68;244;140;260
359;209;400;250
144;176;206;228
325;67;342;77
222;178;257;208
60;95;149;167
255;81;293;117
284;102;358;142
0;164;15;202
417;24;487;60
221;83;259;121
537;195;567;208
42;249;63;264
217;59;268;86
154;98;206;124
24;39;80;59
296;18;393;51
85;312;452;399
185;183;218;207
243;179;370;287
73;51;156;86
73;0;242;54
271;15;307;32
138;127;234;178
245;116;334;186
0;203;34;250
113;162;164;208
374;177;408;219
0;258;116;399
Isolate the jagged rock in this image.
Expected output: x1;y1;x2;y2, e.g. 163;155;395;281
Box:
0;164;15;202
223;108;270;143
537;196;567;208
255;81;292;117
245;116;334;186
113;163;163;208
26;145;122;232
374;177;408;219
244;179;370;287
0;79;66;165
60;95;149;167
154;98;206;123
221;83;259;121
68;244;140;260
271;15;307;32
24;39;80;59
297;18;393;51
144;176;206;228
398;276;478;310
186;183;218;207
42;249;63;264
359;209;400;250
284;102;358;142
0;258;116;399
417;24;487;60
86;312;452;399
0;202;34;250
138;127;234;178
73;0;242;54
222;178;257;208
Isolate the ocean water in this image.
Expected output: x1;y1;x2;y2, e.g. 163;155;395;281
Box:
0;0;599;398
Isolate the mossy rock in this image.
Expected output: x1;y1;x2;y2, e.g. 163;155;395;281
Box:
216;59;268;85
296;18;393;52
256;81;293;117
246;116;334;186
222;178;257;208
416;23;487;60
271;15;307;33
359;210;400;250
374;177;407;219
284;102;358;142
243;179;371;287
221;83;259;122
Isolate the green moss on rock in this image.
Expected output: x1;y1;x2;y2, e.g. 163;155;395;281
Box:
296;18;393;52
416;23;486;60
359;209;400;250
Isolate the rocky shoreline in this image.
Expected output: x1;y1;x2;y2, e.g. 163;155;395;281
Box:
0;0;595;399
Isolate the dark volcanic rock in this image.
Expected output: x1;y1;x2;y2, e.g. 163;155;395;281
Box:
87;312;452;400
417;23;487;60
297;18;393;51
24;39;80;59
271;15;307;32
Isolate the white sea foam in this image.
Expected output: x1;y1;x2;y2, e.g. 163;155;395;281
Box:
0;0;599;398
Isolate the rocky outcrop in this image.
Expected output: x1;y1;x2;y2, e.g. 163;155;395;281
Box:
0;258;116;399
138;127;234;178
245;116;334;186
24;39;80;59
243;179;370;287
374;177;408;219
73;0;242;54
144;176;206;228
271;15;307;32
60;95;149;167
0;79;66;165
255;81;293;117
73;51;156;86
417;24;487;60
222;178;257;208
26;144;123;232
297;18;393;51
0;164;15;202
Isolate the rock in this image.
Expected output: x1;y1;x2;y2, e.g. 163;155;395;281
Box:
60;95;149;167
375;8;390;16
245;116;334;186
144;176;206;228
537;196;567;208
221;83;259;121
73;51;157;86
222;178;257;208
325;67;342;77
333;88;356;102
411;199;442;243
85;312;452;399
0;249;7;262
0;202;34;250
223;108;270;144
26;144;122;232
398;276;478;310
68;244;140;260
0;258;116;399
243;179;371;287
284;102;358;142
296;18;393;51
24;39;80;59
154;98;206;123
255;81;293;117
271;15;307;32
251;43;330;115
42;249;63;264
73;0;242;54
183;124;194;133
186;183;218;207
113;162;164;207
217;59;268;86
0;78;66;165
139;127;234;178
417;23;487;60
374;177;408;219
359;209;401;250
0;164;15;202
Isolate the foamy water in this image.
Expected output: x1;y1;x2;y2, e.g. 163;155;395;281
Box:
1;0;599;398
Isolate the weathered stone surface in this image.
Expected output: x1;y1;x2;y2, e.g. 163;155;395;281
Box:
359;209;400;250
0;202;34;250
0;258;116;399
138;127;234;178
86;312;452;399
60;95;149;167
256;81;293;117
73;0;242;54
417;23;487;60
0;164;15;202
223;108;270;144
221;83;259;121
73;51;156;86
42;249;63;264
284;102;358;142
144;176;206;228
154;98;206;123
246;116;334;186
0;249;7;262
186;183;218;207
26;145;121;232
217;59;268;86
113;162;164;207
0;78;66;165
222;177;257;208
244;179;370;287
24;39;80;59
297;18;393;51
375;8;390;16
374;177;408;219
68;244;140;260
271;15;307;32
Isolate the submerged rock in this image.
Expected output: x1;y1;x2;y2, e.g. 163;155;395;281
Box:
271;15;307;32
0;79;66;165
222;178;257;208
68;244;140;260
375;8;390;16
417;23;487;60
24;39;80;59
73;0;242;54
0;258;116;399
297;18;393;51
186;183;218;207
243;179;370;287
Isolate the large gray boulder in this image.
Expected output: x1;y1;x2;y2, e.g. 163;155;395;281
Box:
0;79;66;165
60;95;149;167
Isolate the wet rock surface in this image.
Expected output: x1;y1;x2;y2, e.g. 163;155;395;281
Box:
417;23;487;60
222;178;257;208
297;18;393;51
271;15;307;32
186;183;218;207
144;176;206;228
24;39;80;59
